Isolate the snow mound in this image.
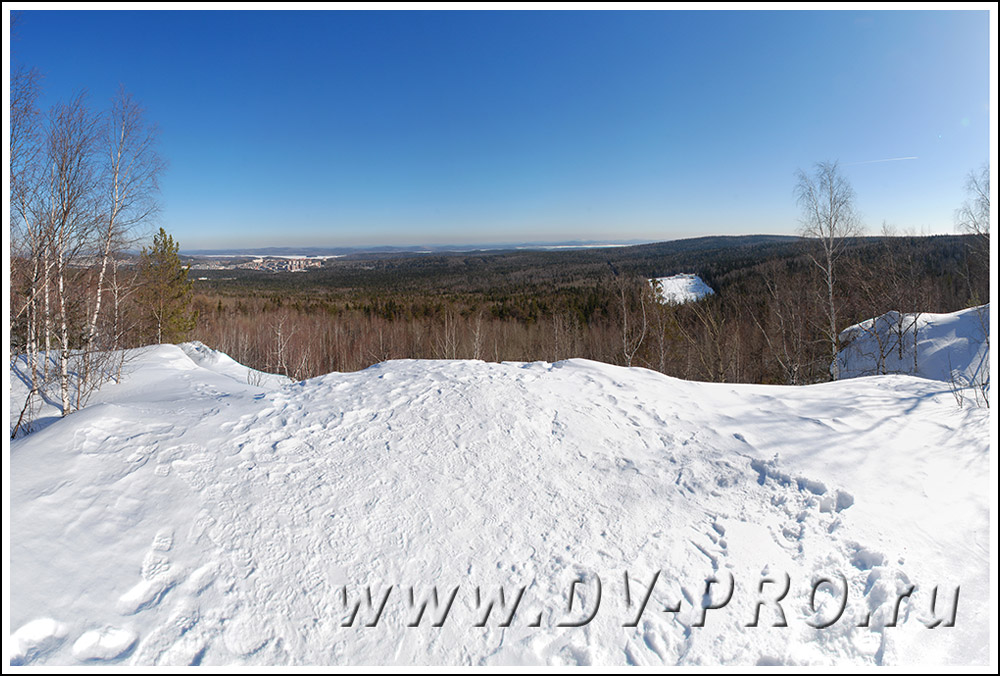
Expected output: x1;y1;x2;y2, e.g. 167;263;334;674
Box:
179;341;294;388
649;274;715;304
9;348;990;666
9;344;291;438
835;305;989;389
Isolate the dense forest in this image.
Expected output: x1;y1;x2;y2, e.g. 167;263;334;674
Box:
186;233;989;385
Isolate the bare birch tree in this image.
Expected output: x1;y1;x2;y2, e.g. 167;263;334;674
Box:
678;298;729;382
747;260;812;384
955;163;990;276
86;86;164;354
617;274;648;367
10;64;45;435
956;163;990;241
795;160;863;380
43;93;102;415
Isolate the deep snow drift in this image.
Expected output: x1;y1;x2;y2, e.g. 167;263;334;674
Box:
649;274;715;304
836;305;990;391
8;339;991;666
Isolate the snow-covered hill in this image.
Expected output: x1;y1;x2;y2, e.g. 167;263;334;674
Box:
649;274;715;304
835;305;990;393
8;343;991;666
8;343;292;439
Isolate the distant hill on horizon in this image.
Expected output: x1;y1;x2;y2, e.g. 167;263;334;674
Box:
180;235;800;257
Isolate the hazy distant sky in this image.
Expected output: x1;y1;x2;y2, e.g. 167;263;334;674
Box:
9;8;993;249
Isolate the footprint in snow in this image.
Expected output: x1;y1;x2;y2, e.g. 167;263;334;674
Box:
9;618;68;665
152;527;175;552
117;575;180;615
71;626;137;662
129;598;206;666
117;527;184;615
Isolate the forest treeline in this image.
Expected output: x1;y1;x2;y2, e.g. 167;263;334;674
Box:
188;233;989;385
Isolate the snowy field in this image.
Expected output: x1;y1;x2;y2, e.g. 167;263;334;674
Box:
649;274;715;304
7;311;992;666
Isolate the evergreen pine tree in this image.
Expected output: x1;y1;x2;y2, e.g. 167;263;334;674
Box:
136;227;196;344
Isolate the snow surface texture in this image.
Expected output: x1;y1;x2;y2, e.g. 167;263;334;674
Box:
836;305;990;391
9;342;292;438
9;338;991;666
649;274;715;305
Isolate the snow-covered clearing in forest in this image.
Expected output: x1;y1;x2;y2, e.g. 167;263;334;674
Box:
649;274;715;305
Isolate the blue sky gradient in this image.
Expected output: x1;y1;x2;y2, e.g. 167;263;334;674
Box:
9;9;992;249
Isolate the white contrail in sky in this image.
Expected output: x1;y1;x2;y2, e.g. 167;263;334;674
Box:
845;156;918;166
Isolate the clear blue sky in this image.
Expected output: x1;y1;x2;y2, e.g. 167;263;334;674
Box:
9;8;993;249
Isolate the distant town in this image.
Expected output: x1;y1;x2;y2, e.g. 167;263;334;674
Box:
187;255;338;273
178;241;655;274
